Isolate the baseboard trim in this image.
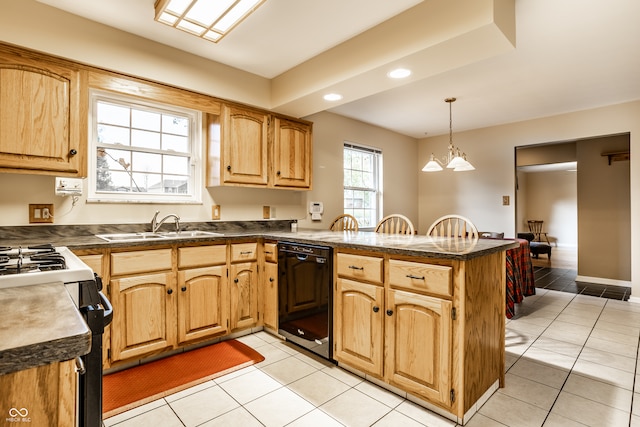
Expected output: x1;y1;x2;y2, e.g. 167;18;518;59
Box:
576;275;631;287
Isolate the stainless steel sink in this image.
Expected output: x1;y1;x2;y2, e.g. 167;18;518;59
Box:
160;230;223;238
95;230;223;242
95;232;168;242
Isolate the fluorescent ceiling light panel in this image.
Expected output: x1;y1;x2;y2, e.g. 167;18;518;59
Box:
155;0;266;43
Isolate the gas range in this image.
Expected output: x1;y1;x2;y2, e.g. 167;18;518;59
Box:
0;244;95;290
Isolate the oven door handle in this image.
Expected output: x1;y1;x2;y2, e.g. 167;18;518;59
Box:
99;291;114;327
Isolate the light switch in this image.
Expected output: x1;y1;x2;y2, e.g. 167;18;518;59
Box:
502;196;510;206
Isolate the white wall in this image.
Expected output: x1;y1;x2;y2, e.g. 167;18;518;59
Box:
418;100;640;294
520;170;577;247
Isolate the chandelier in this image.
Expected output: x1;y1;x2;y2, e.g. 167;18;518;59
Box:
422;98;475;172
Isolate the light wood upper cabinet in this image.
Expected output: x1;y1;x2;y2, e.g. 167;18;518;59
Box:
208;104;313;190
272;116;312;189
0;48;83;176
221;104;269;186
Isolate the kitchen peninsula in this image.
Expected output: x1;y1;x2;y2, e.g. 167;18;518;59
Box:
0;222;517;424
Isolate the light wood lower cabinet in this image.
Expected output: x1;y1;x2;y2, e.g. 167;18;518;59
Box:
0;359;76;427
334;249;506;421
385;289;452;406
110;271;176;362
334;277;384;376
229;261;258;331
263;261;278;331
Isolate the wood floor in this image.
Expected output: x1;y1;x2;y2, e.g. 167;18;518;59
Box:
529;244;576;270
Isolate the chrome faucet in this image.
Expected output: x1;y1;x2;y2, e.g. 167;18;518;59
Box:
151;211;181;233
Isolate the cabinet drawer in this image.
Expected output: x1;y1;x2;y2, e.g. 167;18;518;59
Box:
264;243;277;263
230;243;257;262
389;259;452;297
178;245;226;268
337;253;383;284
111;249;172;276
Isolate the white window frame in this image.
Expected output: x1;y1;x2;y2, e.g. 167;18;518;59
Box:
88;90;202;204
343;142;383;229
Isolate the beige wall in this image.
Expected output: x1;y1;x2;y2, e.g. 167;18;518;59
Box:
418;101;640;292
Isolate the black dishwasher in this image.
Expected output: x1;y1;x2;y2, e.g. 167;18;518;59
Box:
278;242;333;361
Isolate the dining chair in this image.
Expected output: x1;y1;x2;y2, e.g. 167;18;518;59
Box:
374;214;415;235
427;214;478;240
329;214;359;231
527;220;550;244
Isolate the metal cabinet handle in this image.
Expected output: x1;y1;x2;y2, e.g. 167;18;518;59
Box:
240;251;253;255
234;278;239;283
227;165;231;171
406;274;425;280
69;149;78;156
269;277;274;282
386;309;393;316
276;171;281;175
167;288;173;295
181;286;187;292
373;306;380;313
348;265;364;270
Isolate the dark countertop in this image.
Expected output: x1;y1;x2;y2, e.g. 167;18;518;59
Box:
0;283;91;375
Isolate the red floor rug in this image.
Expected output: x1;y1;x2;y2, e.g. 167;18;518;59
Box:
103;340;264;418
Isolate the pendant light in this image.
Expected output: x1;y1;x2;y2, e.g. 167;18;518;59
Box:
422;97;475;172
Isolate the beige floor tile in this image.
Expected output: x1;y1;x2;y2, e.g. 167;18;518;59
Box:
585;335;639;358
507;358;570;389
217;369;282;404
464;413;510;427
253;343;296;367
286;408;344;427
169;385;240;427
322;364;365;387
104;404;184;427
394;400;456;427
288;370;351;406
199;407;263;427
571;359;634;391
213;365;258;384
521;346;577;371
355;380;405;408
499;373;560;410
244;387;315;427
478;392;548;427
542;412;588;427
320;388;392;427
551;391;630;426
591;322;640;342
539;321;592;346
372;410;427;426
632;414;640;427
103;399;166;426
260;355;317;385
578;346;636;373
164;380;215;402
562;373;632;412
530;336;582;359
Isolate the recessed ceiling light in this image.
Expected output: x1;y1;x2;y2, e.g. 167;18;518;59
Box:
323;93;343;101
388;68;411;79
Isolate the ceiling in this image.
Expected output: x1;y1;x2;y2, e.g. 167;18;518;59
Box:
35;0;640;139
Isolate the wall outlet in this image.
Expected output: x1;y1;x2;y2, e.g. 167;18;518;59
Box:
212;205;221;220
29;204;54;223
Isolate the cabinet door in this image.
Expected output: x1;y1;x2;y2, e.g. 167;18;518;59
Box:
385;289;452;407
0;58;81;175
263;261;278;330
222;105;268;185
334;278;384;377
229;261;258;331
110;272;176;362
177;265;228;344
272;117;311;189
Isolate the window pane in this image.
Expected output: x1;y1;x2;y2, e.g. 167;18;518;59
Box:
162;114;189;136
97;124;130;146
131;129;161;149
163;155;189;175
162;134;189;152
97;102;130;126
132;152;162;173
164;175;189;194
132;109;161;132
343;144;381;226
